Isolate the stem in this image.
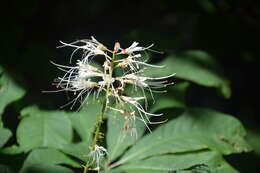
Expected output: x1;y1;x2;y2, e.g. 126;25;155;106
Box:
93;98;107;146
92;52;116;146
110;52;116;77
83;51;116;173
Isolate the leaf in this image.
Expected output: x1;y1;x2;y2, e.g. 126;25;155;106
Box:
0;66;25;117
106;84;189;162
60;141;90;162
106;109;146;161
111;151;238;173
0;145;24;155
19;164;73;173
17;106;73;152
0;127;12;148
19;148;80;172
144;51;231;98
105;76;189;163
116;108;250;165
198;0;217;14
247;130;260;155
69;102;103;141
149;82;189;113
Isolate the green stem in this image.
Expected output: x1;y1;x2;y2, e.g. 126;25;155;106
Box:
92;97;107;146
92;52;116;147
83;52;116;173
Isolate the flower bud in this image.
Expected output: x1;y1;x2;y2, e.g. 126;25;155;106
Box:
114;42;120;53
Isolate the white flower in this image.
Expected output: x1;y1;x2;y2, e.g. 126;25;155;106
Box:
116;54;164;72
120;42;154;55
123;111;138;139
57;36;110;63
50;60;102;91
70;78;97;91
122;73;176;90
88;145;108;172
107;106;138;138
120;96;163;132
45;60;103;109
48;36;175;134
77;60;103;78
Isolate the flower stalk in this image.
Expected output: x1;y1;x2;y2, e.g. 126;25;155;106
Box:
49;36;175;172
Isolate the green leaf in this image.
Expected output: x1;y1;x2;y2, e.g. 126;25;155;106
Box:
0;66;25;117
19;164;73;173
106;85;189;162
106;108;146;161
149;82;189;113
0;145;24;155
60;141;90;162
144;51;231;98
69;102;103;141
116;108;250;165
247;130;260;155
198;0;217;14
111;151;238;173
0;127;12;148
20;148;80;172
17;106;73;151
59;102;103;162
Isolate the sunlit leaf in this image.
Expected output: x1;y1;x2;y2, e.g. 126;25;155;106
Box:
106;108;146;161
0;66;25;117
149;82;189;113
247;130;260;155
20;148;80;172
0;128;12;148
19;148;77;172
111;151;238;173
116;108;250;165
106;83;189;162
60;141;90;162
106;84;189;162
144;51;231;98
17;106;73;152
0;145;23;155
19;164;73;173
69;102;103;141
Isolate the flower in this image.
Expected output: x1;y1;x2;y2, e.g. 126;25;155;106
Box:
97;75;115;98
57;36;110;63
107;106;137;137
49;36;175;129
77;60;103;78
116;54;164;72
88;145;108;172
48;36;177;172
122;73;176;90
50;60;101;92
47;60;102;109
119;41;154;55
119;96;163;132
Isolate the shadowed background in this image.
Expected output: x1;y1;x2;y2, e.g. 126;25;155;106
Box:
0;0;259;172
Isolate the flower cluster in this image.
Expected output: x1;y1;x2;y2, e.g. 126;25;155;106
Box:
88;145;108;172
50;36;175;171
52;37;174;130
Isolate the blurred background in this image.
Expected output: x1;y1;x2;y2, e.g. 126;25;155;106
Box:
0;0;259;172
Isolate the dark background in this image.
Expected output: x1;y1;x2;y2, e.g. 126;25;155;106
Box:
0;0;259;172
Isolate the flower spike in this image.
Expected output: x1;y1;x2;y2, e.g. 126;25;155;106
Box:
48;36;175;172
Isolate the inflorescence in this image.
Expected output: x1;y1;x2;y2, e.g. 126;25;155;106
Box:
50;36;175;172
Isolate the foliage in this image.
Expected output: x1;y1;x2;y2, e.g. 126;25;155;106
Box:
0;46;253;173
